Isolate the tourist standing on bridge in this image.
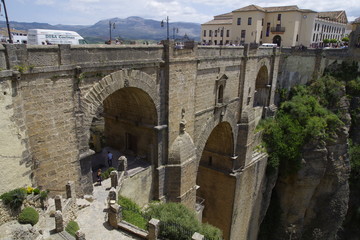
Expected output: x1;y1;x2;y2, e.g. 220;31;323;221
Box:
107;151;113;167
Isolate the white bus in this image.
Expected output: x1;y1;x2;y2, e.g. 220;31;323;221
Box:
27;29;87;45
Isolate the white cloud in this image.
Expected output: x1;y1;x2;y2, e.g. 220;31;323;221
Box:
35;0;56;5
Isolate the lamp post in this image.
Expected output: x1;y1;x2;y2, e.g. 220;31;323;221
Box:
109;21;115;43
161;16;170;40
172;27;178;40
1;0;12;43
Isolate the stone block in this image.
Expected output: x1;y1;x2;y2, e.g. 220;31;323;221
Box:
148;218;160;240
54;210;64;232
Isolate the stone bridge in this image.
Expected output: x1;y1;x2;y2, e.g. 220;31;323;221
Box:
1;42;356;239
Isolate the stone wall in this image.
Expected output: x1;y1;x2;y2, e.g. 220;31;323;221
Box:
119;167;153;208
0;42;284;240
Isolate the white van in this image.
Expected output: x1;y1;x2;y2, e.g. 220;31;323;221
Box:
261;43;278;47
27;29;87;45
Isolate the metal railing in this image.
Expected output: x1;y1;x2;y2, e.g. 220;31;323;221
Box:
271;26;285;32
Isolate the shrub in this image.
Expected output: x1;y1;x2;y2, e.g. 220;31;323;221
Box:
118;196;147;229
101;167;116;179
262;82;343;175
18;207;39;226
40;190;49;200
26;186;34;194
33;188;40;195
0;188;27;210
65;220;80;236
146;202;222;240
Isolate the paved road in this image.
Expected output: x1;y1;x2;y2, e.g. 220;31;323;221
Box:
75;178;139;240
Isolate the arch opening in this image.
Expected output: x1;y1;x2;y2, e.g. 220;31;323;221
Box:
273;35;281;46
88;87;158;206
196;122;235;240
253;65;270;108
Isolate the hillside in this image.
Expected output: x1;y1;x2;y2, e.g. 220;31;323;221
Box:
0;17;201;43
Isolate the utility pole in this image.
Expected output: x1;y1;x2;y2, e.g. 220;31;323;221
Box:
109;21;115;43
1;0;12;43
161;16;169;40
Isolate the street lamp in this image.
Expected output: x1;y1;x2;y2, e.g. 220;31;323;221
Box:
161;16;170;40
109;21;116;43
172;27;178;40
1;0;12;43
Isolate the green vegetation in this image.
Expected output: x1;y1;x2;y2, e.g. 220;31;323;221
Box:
0;188;27;210
13;64;35;73
342;37;349;42
39;190;49;200
349;141;360;185
261;77;343;175
101;167;116;179
65;220;80;236
18;207;39;226
117;196;222;239
118;196;148;229
146;202;222;240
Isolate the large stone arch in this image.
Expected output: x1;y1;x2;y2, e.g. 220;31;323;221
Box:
79;69;160;154
196;120;236;240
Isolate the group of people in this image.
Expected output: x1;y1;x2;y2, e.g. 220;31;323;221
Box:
96;151;113;185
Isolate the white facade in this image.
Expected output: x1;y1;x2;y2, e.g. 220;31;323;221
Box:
201;5;348;48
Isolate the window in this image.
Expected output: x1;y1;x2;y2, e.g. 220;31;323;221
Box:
248;17;252;25
313;33;315;41
220;29;223;37
277;14;282;21
241;30;246;38
260;31;263;39
317;24;320;31
208;156;213;166
237;18;241;25
262;18;264;26
314;23;317;31
226;30;230;37
215;30;218;37
266;23;270;37
296;34;299;41
209;30;212;37
203;30;206;37
217;85;224;103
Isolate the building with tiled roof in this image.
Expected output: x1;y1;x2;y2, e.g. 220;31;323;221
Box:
201;5;348;48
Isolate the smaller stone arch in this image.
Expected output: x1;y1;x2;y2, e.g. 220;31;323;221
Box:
253;65;270;107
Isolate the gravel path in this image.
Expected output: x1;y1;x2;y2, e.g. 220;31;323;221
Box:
75;178;139;240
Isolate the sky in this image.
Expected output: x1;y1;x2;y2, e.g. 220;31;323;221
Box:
1;0;359;26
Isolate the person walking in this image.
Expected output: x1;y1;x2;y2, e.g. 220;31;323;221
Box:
107;151;113;167
97;169;102;185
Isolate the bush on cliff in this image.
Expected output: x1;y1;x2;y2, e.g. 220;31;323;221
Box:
18;207;39;226
262;83;343;175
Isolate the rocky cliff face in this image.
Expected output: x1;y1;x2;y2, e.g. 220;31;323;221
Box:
259;96;351;240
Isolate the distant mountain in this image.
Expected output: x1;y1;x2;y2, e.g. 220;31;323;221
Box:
0;17;201;43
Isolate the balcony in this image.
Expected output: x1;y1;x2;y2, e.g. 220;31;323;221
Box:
271;26;285;33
